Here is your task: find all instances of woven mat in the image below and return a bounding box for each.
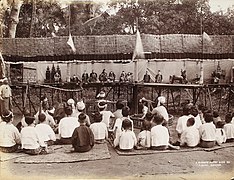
[0,152,28,162]
[14,143,111,164]
[115,143,234,156]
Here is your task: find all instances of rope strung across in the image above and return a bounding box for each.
[38,84,83,92]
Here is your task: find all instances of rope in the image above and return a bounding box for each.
[38,84,83,92]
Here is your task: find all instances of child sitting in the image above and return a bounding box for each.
[0,110,21,153]
[224,113,234,143]
[114,119,137,151]
[215,121,226,145]
[199,111,216,148]
[151,113,179,150]
[189,106,202,129]
[35,113,56,146]
[180,117,200,148]
[58,106,80,144]
[21,116,47,155]
[213,111,222,127]
[98,101,115,129]
[112,106,134,138]
[140,112,153,132]
[72,113,94,152]
[90,112,108,144]
[137,120,151,149]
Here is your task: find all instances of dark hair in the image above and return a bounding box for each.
[122,119,132,130]
[1,110,13,123]
[64,106,73,116]
[78,113,86,123]
[216,121,225,128]
[145,112,153,121]
[190,106,198,117]
[142,120,151,131]
[116,100,124,110]
[187,117,195,127]
[182,105,190,116]
[25,116,35,125]
[153,113,164,125]
[225,113,232,123]
[93,112,102,123]
[213,111,219,118]
[122,106,130,117]
[38,113,46,123]
[204,112,213,123]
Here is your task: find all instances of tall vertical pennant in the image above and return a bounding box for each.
[67,33,76,53]
[132,30,145,61]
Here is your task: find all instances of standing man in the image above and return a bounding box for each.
[0,78,12,114]
[143,71,151,83]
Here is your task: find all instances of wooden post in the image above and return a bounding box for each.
[133,85,138,114]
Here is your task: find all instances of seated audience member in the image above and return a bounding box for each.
[0,110,21,153]
[34,101,56,129]
[67,98,76,115]
[152,96,169,125]
[199,111,216,148]
[35,113,56,146]
[21,116,47,155]
[176,105,191,139]
[113,100,124,120]
[224,113,234,143]
[151,113,169,150]
[137,120,151,149]
[180,117,200,148]
[215,121,226,145]
[72,113,94,152]
[58,106,80,144]
[114,119,137,151]
[90,112,108,143]
[98,101,115,129]
[112,106,134,138]
[139,98,148,119]
[140,112,153,132]
[213,111,222,127]
[74,100,91,126]
[189,106,202,129]
[197,104,208,124]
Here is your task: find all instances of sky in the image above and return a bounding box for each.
[59,0,234,13]
[209,0,234,12]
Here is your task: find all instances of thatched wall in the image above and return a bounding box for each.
[1,34,234,57]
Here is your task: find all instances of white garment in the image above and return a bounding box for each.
[199,122,216,141]
[112,117,134,138]
[0,122,21,147]
[137,130,151,148]
[72,111,90,126]
[224,123,234,139]
[151,125,169,147]
[90,122,108,140]
[21,126,46,149]
[100,110,115,128]
[58,116,80,138]
[34,110,56,127]
[180,126,200,147]
[152,106,169,121]
[114,130,137,150]
[176,115,190,134]
[215,128,226,145]
[194,115,202,129]
[35,123,56,142]
[113,109,123,120]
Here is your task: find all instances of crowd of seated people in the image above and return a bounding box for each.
[0,95,234,155]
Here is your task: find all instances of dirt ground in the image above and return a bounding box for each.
[1,115,234,180]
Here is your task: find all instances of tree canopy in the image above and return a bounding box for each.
[1,0,234,37]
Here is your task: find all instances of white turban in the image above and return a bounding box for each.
[157,96,166,107]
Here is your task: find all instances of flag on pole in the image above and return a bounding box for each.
[67,33,76,53]
[132,30,145,61]
[203,32,213,45]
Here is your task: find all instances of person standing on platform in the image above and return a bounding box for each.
[143,71,151,83]
[82,70,89,83]
[155,70,163,83]
[89,70,97,83]
[0,78,12,114]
